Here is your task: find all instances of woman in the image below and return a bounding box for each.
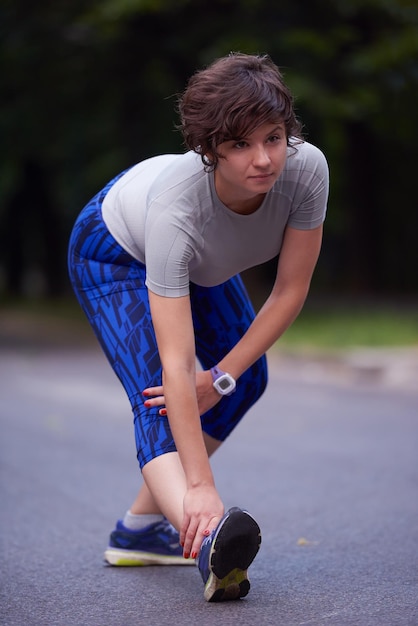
[68,52,329,602]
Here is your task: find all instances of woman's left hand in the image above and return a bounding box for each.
[143,370,221,416]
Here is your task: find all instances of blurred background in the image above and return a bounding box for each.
[1,0,417,352]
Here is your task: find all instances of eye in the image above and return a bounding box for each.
[233,140,248,149]
[267,134,281,144]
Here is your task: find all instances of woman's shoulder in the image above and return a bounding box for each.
[150,150,203,178]
[286,139,328,176]
[269,139,329,202]
[126,151,201,182]
[148,151,207,203]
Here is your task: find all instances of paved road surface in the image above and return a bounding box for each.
[1,346,417,625]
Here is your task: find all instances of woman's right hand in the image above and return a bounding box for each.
[180,484,224,560]
[143,369,222,417]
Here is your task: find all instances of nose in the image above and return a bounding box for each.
[252,144,270,167]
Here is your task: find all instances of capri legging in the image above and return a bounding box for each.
[68,171,268,470]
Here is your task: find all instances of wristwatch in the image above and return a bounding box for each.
[210,366,236,396]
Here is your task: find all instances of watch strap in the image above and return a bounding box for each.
[210,365,225,381]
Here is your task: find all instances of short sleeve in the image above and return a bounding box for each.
[287,143,329,230]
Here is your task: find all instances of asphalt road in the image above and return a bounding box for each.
[1,346,417,626]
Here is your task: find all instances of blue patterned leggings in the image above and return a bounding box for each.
[68,172,268,469]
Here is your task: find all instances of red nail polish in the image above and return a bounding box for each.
[160,409,167,416]
[142,390,149,396]
[184,552,190,559]
[191,551,197,559]
[144,400,151,407]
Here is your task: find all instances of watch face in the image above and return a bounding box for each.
[211,368,236,395]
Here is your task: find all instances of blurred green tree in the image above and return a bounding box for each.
[0,0,416,296]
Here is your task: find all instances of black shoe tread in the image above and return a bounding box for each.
[210,510,261,580]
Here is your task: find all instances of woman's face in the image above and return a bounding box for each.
[213,121,288,214]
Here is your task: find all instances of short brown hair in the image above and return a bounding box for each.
[177,52,302,167]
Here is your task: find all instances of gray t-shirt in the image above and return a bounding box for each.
[102,140,329,297]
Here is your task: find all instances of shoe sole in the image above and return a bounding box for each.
[203,509,261,602]
[104,548,195,566]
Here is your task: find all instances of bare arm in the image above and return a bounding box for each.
[147,290,224,555]
[218,224,323,378]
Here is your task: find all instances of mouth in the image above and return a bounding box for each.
[249,173,274,181]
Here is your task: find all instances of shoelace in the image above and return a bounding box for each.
[160,519,182,549]
[161,519,178,538]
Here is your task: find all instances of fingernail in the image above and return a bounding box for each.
[142,390,149,396]
[203,529,210,536]
[144,400,151,407]
[160,409,167,416]
[191,551,197,559]
[183,552,190,559]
